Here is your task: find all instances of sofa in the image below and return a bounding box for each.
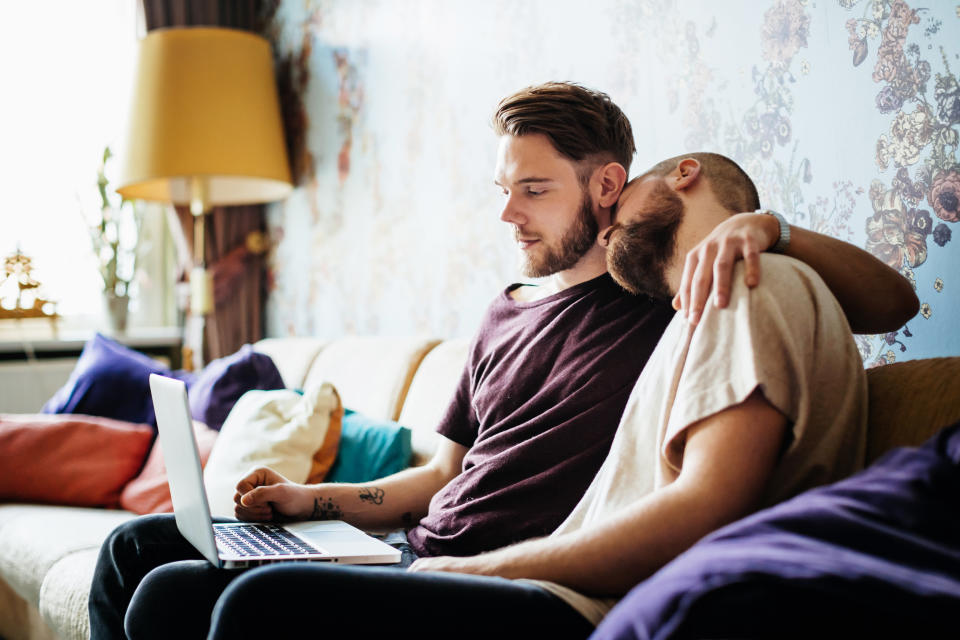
[0,335,468,640]
[1,335,958,640]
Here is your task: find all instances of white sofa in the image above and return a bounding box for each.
[0,335,470,640]
[2,335,959,640]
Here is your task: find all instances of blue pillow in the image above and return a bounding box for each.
[326,409,413,483]
[42,333,194,427]
[187,344,285,431]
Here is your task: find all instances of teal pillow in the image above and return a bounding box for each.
[326,409,413,483]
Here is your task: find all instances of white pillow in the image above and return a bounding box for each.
[203,383,340,518]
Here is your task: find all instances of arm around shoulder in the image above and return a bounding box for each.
[672,212,918,332]
[784,224,918,333]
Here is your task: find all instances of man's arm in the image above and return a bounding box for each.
[234,436,467,531]
[676,212,919,333]
[409,390,786,596]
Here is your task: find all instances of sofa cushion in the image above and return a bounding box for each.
[302,336,441,422]
[253,337,328,389]
[0,506,133,605]
[202,385,342,518]
[188,344,286,432]
[0,505,49,534]
[397,338,470,465]
[326,410,413,483]
[119,421,220,515]
[865,356,960,463]
[41,333,191,426]
[38,549,100,640]
[0,415,153,508]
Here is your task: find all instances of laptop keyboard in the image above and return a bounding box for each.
[215,524,322,558]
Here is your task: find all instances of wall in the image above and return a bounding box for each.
[262,0,960,364]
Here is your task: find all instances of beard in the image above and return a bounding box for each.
[607,180,684,299]
[518,190,599,278]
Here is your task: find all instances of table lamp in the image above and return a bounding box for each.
[115,27,292,366]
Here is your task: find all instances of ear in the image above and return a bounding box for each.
[670,158,701,192]
[594,162,629,208]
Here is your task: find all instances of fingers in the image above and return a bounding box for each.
[234,466,283,497]
[407,557,459,574]
[233,467,285,522]
[235,503,273,522]
[742,235,761,289]
[234,469,263,497]
[239,485,275,508]
[687,244,717,326]
[407,559,427,573]
[711,239,737,309]
[676,213,771,320]
[234,485,284,522]
[675,247,700,317]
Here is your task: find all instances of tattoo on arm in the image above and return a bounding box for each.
[311,497,343,520]
[358,487,385,505]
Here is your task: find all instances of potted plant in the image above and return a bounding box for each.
[86,146,142,333]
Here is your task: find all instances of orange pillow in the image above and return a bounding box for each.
[307,401,344,483]
[120,421,220,514]
[0,414,153,508]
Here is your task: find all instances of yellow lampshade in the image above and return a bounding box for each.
[116,27,292,205]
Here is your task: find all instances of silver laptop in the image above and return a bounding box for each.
[149,373,401,568]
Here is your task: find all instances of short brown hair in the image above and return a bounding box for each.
[641,152,760,213]
[493,82,636,177]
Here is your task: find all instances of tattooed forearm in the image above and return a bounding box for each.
[358,487,385,505]
[311,497,343,520]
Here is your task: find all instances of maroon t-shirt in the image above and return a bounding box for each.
[407,274,675,557]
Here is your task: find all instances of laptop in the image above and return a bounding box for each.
[149,373,401,568]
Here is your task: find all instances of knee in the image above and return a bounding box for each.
[100,514,174,563]
[211,567,277,619]
[123,564,182,639]
[106,514,175,546]
[209,566,303,639]
[125,560,225,639]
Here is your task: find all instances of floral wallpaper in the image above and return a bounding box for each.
[261,0,959,363]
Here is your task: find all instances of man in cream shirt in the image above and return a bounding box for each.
[411,152,872,628]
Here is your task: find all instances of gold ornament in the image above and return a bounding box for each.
[0,248,60,322]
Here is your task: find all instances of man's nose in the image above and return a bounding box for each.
[499,195,526,225]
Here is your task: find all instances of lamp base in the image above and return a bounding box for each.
[184,313,205,372]
[189,266,214,315]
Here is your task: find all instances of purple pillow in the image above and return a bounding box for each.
[188,344,284,431]
[591,420,960,640]
[42,333,195,427]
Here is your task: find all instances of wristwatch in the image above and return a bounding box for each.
[759,209,790,254]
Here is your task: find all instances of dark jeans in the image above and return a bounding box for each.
[90,514,595,640]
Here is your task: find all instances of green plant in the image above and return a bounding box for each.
[88,146,142,299]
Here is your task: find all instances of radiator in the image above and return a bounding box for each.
[0,359,76,413]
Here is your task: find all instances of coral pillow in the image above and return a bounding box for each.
[188,344,286,431]
[120,421,220,515]
[41,333,195,427]
[203,384,343,518]
[0,414,153,507]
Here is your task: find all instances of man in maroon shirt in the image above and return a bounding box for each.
[91,82,916,640]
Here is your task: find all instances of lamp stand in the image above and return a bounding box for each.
[184,177,212,372]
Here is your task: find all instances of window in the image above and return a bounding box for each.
[0,1,175,335]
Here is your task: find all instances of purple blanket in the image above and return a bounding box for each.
[591,420,960,639]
